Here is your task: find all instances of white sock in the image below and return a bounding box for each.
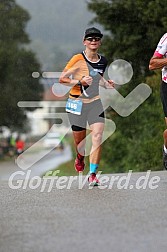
[164,145,167,154]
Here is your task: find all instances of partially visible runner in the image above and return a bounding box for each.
[59,27,114,186]
[149,33,167,169]
[15,137,25,156]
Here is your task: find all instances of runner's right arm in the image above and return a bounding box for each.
[59,54,92,86]
[149,33,167,70]
[149,57,167,70]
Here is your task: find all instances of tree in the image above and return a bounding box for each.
[0,0,43,130]
[87,0,167,172]
[88,0,167,78]
[101,71,164,172]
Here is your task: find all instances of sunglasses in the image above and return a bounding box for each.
[85,36,101,42]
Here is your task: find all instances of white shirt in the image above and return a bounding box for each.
[154,33,167,83]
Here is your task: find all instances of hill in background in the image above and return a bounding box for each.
[16,0,103,70]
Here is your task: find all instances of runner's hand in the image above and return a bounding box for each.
[105,79,115,89]
[81,76,93,86]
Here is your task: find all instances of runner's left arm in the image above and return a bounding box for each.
[99,77,115,89]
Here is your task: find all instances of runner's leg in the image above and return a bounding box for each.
[89,122,104,172]
[163,118,167,148]
[72,129,86,157]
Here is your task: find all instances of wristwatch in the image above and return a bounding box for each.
[77,80,82,87]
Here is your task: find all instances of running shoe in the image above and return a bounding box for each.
[163,147,167,170]
[88,173,100,186]
[74,155,85,172]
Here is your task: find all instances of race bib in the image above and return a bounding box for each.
[66,98,83,115]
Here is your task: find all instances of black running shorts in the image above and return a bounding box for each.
[160,81,167,117]
[68,99,105,131]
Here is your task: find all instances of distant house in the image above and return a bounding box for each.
[28,77,70,136]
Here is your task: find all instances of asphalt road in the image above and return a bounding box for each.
[0,170,167,252]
